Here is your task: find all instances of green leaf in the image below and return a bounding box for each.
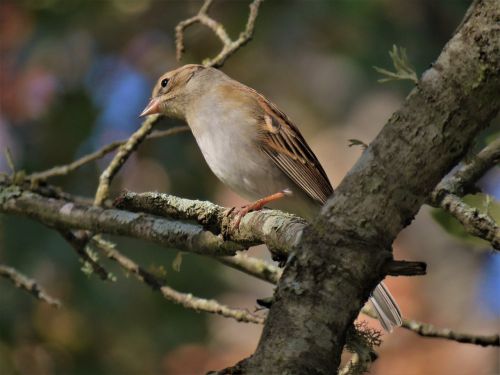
[374,45,418,84]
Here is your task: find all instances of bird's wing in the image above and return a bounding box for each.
[254,93,334,205]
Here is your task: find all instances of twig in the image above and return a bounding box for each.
[361,306,499,347]
[28,126,189,183]
[218,253,281,284]
[0,264,61,308]
[91,236,264,324]
[59,229,114,281]
[435,138,500,197]
[27,126,189,283]
[94,114,161,207]
[438,193,499,249]
[402,318,499,347]
[431,138,500,251]
[175,0,264,68]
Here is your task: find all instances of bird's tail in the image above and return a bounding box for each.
[369,281,402,332]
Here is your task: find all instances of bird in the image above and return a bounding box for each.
[140,64,402,331]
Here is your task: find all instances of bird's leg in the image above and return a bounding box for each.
[230,189,292,229]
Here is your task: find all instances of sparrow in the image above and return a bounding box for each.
[140,64,402,331]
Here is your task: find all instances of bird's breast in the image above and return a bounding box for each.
[187,109,288,201]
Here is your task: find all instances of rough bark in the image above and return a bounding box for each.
[0,187,241,256]
[238,1,500,373]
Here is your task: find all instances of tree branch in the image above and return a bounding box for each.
[0,186,242,257]
[58,229,114,281]
[0,264,61,308]
[91,236,264,324]
[94,114,161,206]
[114,191,305,259]
[175,0,264,68]
[115,191,427,277]
[27,126,189,183]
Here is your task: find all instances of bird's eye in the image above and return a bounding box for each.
[161,78,169,88]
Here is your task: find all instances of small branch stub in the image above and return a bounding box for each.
[385,260,427,276]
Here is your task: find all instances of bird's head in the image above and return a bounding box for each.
[140,64,207,119]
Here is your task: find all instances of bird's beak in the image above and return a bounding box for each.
[140,98,161,117]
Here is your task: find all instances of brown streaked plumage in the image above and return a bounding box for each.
[141,64,402,332]
[256,97,333,204]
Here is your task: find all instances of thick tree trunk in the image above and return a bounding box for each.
[240,0,500,373]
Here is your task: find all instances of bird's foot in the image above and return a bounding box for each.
[228,189,292,230]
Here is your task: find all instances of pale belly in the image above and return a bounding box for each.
[193,125,288,200]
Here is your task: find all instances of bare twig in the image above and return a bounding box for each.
[218,253,281,284]
[435,138,500,197]
[361,306,499,347]
[402,318,499,347]
[59,229,114,281]
[27,126,189,284]
[438,193,499,250]
[28,126,189,183]
[94,114,161,207]
[92,236,264,324]
[431,138,500,250]
[0,264,61,308]
[175,0,264,68]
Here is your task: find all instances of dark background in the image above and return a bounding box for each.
[0,1,498,374]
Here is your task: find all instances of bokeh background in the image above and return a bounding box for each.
[0,0,499,374]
